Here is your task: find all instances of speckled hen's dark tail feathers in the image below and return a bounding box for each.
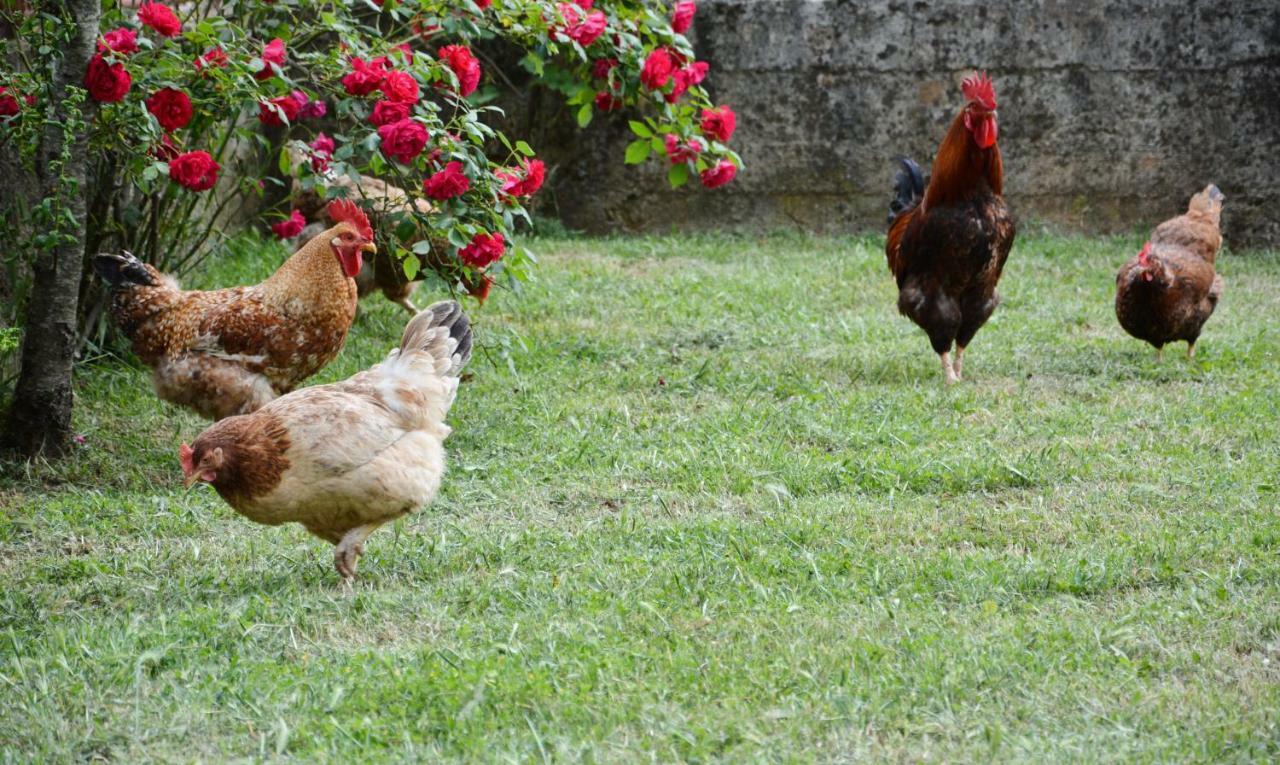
[888,157,924,225]
[93,251,156,289]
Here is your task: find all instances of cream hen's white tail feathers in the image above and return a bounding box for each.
[362,301,471,431]
[389,300,472,377]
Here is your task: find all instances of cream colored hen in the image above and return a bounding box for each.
[180,301,472,578]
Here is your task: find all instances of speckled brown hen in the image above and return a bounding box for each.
[94,201,375,420]
[1115,185,1225,359]
[180,301,472,578]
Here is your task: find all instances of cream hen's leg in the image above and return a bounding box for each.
[939,351,959,385]
[334,522,385,579]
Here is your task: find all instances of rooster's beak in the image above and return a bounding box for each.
[360,240,377,254]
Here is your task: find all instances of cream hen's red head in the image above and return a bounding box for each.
[326,200,376,278]
[962,72,999,150]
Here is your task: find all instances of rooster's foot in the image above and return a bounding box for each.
[940,351,959,385]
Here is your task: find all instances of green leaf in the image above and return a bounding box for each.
[411,239,434,255]
[668,162,689,189]
[624,139,652,165]
[515,141,535,157]
[628,120,652,138]
[401,252,420,281]
[576,103,593,128]
[278,148,291,176]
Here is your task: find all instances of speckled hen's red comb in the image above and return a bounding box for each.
[962,71,997,110]
[327,199,373,240]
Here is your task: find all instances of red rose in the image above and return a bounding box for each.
[464,273,493,303]
[99,28,139,55]
[369,100,410,127]
[169,150,220,192]
[591,57,618,80]
[672,1,696,34]
[392,43,415,63]
[309,132,335,172]
[0,88,22,117]
[666,61,708,103]
[594,91,622,111]
[573,0,593,7]
[195,47,227,72]
[437,45,481,97]
[342,56,388,96]
[380,71,420,104]
[663,133,702,163]
[150,134,180,162]
[496,158,545,197]
[699,160,736,189]
[457,232,505,269]
[271,209,306,239]
[146,88,193,132]
[256,38,286,80]
[138,3,181,38]
[557,3,606,46]
[423,161,471,200]
[258,95,300,127]
[376,118,428,164]
[640,48,675,90]
[700,105,735,142]
[83,54,132,103]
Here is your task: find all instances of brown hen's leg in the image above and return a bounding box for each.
[1156,347,1164,362]
[939,351,959,385]
[394,296,419,315]
[334,523,384,579]
[1187,342,1196,360]
[953,346,966,381]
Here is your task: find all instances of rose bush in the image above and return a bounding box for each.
[1,0,741,339]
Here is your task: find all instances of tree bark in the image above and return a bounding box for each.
[3,0,100,458]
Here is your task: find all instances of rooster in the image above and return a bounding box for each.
[886,72,1016,383]
[180,301,472,578]
[94,200,375,420]
[1115,185,1225,359]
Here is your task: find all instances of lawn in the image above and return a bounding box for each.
[2,230,1279,762]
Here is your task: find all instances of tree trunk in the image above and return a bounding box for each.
[3,0,100,458]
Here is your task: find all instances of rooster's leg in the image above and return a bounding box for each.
[953,346,966,381]
[334,522,384,579]
[939,351,959,385]
[1156,346,1164,362]
[1187,342,1196,360]
[394,296,419,315]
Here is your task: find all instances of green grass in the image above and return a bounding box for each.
[3,231,1279,762]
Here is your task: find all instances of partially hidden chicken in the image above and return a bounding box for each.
[293,167,447,315]
[94,201,375,420]
[1115,184,1225,359]
[180,301,471,578]
[886,72,1016,383]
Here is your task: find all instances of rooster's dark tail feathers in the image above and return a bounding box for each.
[888,157,924,225]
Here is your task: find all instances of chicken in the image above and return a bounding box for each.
[885,72,1016,383]
[293,167,447,315]
[1115,185,1225,359]
[94,200,375,420]
[180,301,472,578]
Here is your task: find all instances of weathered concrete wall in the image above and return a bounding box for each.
[536,0,1280,247]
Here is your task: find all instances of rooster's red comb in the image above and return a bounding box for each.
[962,71,997,110]
[1138,242,1152,266]
[327,199,374,240]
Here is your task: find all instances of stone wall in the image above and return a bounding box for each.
[533,0,1280,248]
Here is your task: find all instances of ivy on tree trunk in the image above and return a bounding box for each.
[3,0,100,458]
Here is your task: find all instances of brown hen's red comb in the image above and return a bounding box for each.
[962,71,997,110]
[1138,242,1152,267]
[327,199,374,240]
